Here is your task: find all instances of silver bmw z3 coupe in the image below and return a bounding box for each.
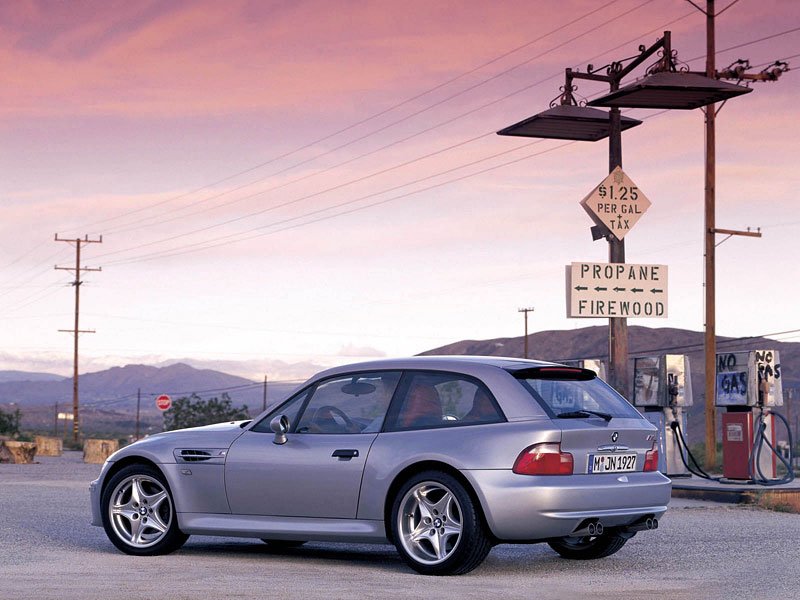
[90,356,671,575]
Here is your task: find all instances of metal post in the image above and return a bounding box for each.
[607,105,629,399]
[703,0,718,470]
[135,388,141,441]
[262,375,268,412]
[54,402,58,437]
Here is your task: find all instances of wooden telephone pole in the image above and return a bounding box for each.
[518,307,535,359]
[55,234,102,443]
[692,0,785,469]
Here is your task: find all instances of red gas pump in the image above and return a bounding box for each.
[717,350,783,481]
[722,410,776,480]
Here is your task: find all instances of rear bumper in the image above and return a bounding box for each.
[461,469,671,541]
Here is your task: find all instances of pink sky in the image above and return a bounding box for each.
[1,0,798,379]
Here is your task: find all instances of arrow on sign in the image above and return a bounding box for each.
[651,288,663,294]
[594,286,607,292]
[631,288,643,293]
[575,285,588,291]
[613,287,626,292]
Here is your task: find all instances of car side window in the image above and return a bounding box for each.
[386,372,504,431]
[293,371,401,434]
[249,388,310,433]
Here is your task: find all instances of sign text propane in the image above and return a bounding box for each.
[566,262,668,318]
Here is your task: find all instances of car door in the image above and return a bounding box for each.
[224,371,400,519]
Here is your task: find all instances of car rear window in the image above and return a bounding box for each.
[511,367,642,419]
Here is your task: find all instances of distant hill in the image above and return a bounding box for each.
[420,325,799,443]
[0,363,254,407]
[0,371,66,384]
[1,362,302,436]
[420,325,799,385]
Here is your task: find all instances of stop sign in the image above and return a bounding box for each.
[155,394,172,411]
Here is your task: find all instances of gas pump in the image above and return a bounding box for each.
[632,354,692,476]
[716,350,785,481]
[563,359,606,380]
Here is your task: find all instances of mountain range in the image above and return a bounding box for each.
[2,325,796,440]
[422,325,799,441]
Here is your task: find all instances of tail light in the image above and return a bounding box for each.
[643,443,659,472]
[513,443,573,475]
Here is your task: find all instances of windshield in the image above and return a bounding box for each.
[513,369,641,419]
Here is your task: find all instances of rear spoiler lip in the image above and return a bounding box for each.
[506,366,597,381]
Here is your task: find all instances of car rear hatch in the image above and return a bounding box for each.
[556,418,657,475]
[508,366,658,475]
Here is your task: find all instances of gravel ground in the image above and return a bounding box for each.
[2,452,798,600]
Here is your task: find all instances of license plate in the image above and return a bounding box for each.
[588,452,637,474]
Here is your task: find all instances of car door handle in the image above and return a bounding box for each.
[332,449,359,459]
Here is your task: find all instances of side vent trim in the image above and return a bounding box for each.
[173,448,227,464]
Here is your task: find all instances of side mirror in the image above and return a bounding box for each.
[270,414,290,445]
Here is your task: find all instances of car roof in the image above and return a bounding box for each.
[311,355,558,380]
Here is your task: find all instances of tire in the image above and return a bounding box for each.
[100,464,188,556]
[390,470,491,576]
[260,539,307,548]
[547,532,629,560]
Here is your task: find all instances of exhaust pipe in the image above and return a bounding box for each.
[621,516,659,534]
[570,519,604,538]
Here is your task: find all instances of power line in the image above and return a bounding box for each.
[96,0,657,243]
[94,9,701,268]
[555,327,800,362]
[102,107,673,267]
[104,139,560,266]
[83,381,305,410]
[75,0,627,234]
[684,25,800,63]
[54,10,795,272]
[94,130,496,259]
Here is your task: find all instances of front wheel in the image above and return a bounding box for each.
[100,464,188,556]
[390,471,491,576]
[547,532,629,560]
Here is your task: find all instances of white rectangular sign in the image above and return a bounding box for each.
[566,262,668,318]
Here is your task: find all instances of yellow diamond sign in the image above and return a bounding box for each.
[580,166,650,240]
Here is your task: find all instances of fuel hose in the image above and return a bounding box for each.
[670,413,795,486]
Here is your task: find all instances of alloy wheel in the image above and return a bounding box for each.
[108,474,173,549]
[397,481,463,565]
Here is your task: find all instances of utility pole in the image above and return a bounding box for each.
[262,375,269,412]
[690,0,787,470]
[702,0,718,470]
[53,402,58,437]
[518,307,535,359]
[607,101,627,399]
[55,234,102,444]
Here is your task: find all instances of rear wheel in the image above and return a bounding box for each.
[101,464,188,556]
[547,532,629,560]
[390,470,491,576]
